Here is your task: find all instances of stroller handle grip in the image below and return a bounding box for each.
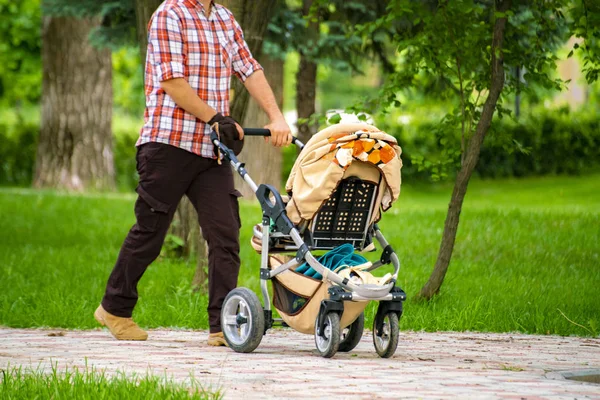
[243,128,271,136]
[243,128,304,149]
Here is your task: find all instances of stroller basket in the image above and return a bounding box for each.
[311,177,377,250]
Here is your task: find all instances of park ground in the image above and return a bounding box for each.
[1,174,599,398]
[1,329,599,399]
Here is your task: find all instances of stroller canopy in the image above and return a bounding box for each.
[285,123,402,225]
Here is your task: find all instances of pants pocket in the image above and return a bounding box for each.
[137,143,164,173]
[134,185,170,232]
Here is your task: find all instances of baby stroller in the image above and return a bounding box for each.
[212,123,406,359]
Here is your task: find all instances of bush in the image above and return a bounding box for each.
[2,108,598,189]
[480,108,600,177]
[0,119,38,186]
[381,108,600,181]
[0,112,141,191]
[113,127,139,191]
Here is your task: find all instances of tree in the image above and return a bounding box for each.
[295,0,319,145]
[267,0,392,145]
[417,0,512,299]
[328,0,600,300]
[235,55,284,198]
[34,15,114,190]
[220,0,279,198]
[134,0,162,64]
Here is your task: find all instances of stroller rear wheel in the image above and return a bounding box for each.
[338,312,364,352]
[373,312,399,358]
[314,312,340,358]
[221,287,265,353]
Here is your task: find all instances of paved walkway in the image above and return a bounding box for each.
[1,328,599,399]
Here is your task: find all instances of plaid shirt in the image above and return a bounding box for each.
[137,0,262,158]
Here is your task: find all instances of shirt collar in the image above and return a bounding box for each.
[185,0,215,16]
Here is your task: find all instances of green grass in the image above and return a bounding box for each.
[0,365,220,399]
[0,174,599,336]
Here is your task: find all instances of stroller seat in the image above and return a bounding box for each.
[251,174,379,253]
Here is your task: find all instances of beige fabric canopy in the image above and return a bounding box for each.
[285,123,402,225]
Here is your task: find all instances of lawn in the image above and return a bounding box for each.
[0,365,220,399]
[0,174,598,336]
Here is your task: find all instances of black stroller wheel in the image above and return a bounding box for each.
[338,313,364,352]
[314,312,340,358]
[221,288,265,353]
[373,312,399,358]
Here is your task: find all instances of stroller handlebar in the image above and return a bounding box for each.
[243,128,271,136]
[243,128,304,149]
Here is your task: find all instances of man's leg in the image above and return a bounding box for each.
[99,143,197,338]
[186,161,242,336]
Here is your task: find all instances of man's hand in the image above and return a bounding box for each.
[265,118,292,147]
[208,113,245,155]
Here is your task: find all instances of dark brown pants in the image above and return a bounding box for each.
[102,142,241,333]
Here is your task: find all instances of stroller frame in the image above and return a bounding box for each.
[213,128,406,358]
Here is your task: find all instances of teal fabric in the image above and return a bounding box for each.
[296,243,367,280]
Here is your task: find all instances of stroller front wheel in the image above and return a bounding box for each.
[314,312,341,358]
[373,311,399,358]
[221,287,265,353]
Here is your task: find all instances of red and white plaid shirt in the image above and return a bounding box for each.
[137,0,262,158]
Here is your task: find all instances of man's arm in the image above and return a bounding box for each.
[244,70,292,147]
[161,78,244,138]
[161,78,216,123]
[228,15,291,147]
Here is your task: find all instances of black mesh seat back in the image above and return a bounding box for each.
[310,177,377,250]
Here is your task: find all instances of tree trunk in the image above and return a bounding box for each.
[134,0,164,64]
[35,16,114,191]
[416,0,511,301]
[234,56,284,198]
[221,0,277,123]
[296,0,319,146]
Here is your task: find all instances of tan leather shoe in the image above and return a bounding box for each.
[207,332,228,347]
[94,305,148,341]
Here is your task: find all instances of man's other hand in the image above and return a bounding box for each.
[265,118,292,147]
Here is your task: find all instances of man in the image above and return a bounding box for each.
[94,0,291,346]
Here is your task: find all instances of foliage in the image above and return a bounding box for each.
[265,0,389,72]
[42,0,136,49]
[0,115,39,186]
[480,107,600,177]
[568,0,600,83]
[318,1,600,179]
[2,106,599,189]
[113,47,145,115]
[1,175,599,336]
[112,122,139,191]
[0,110,140,190]
[0,365,221,399]
[378,107,600,181]
[0,0,42,105]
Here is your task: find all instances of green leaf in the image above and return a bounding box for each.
[328,113,342,124]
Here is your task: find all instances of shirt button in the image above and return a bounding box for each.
[150,208,155,212]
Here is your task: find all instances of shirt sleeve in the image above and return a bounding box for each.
[148,10,186,82]
[231,19,263,82]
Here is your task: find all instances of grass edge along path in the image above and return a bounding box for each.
[0,363,221,400]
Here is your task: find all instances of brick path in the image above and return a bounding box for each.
[1,328,599,399]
